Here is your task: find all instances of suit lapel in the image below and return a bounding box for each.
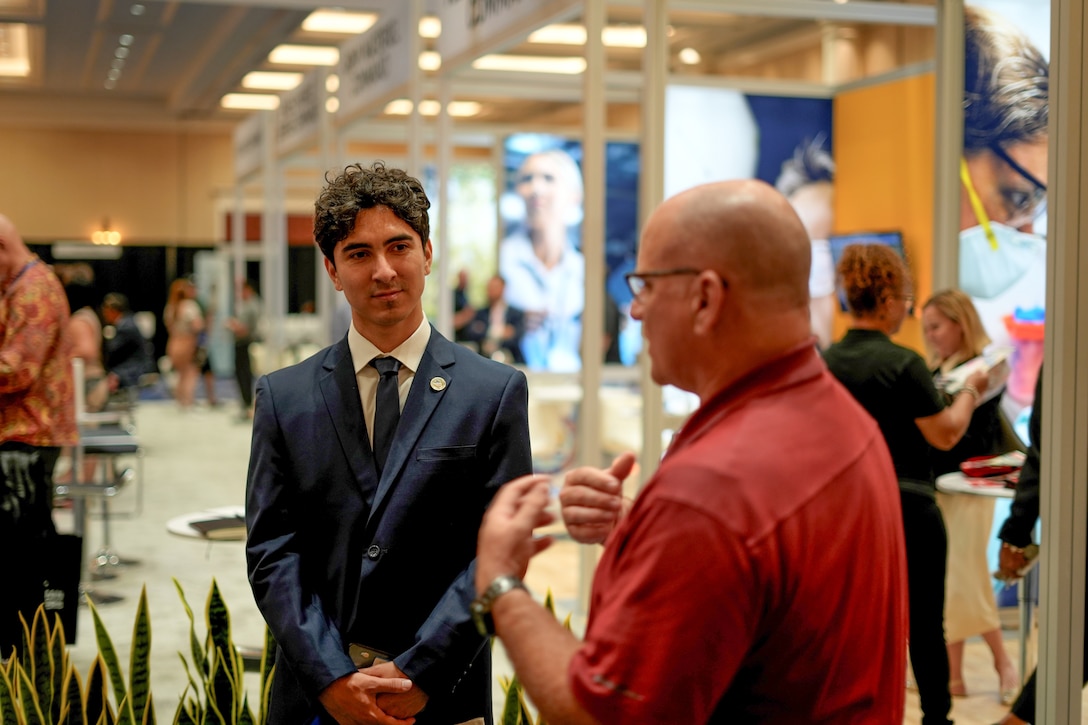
[319,340,379,499]
[366,329,454,526]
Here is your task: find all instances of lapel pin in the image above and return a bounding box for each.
[430,377,447,391]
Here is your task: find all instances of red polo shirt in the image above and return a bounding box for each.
[569,343,907,724]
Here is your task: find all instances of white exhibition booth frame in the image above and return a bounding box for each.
[229,1,1088,720]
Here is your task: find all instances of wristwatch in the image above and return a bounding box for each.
[471,575,527,637]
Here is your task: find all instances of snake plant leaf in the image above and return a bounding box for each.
[62,665,84,725]
[17,665,45,725]
[515,688,534,725]
[171,698,198,725]
[88,601,128,712]
[258,665,274,725]
[205,582,236,720]
[140,693,154,725]
[115,696,133,725]
[237,694,254,725]
[171,580,207,679]
[50,614,68,724]
[128,589,151,724]
[200,673,227,725]
[0,659,21,725]
[256,629,275,725]
[85,658,108,725]
[500,674,522,725]
[543,590,555,615]
[28,606,53,720]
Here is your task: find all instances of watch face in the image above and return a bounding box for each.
[1025,543,1040,559]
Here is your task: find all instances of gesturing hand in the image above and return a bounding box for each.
[318,671,416,725]
[560,452,636,544]
[476,474,555,594]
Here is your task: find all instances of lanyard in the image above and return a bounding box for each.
[1,257,37,301]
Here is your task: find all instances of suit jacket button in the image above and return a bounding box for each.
[366,545,382,561]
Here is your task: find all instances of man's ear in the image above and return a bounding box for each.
[324,256,343,291]
[423,240,433,275]
[692,271,726,335]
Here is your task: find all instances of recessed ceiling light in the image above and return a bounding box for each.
[325,74,339,93]
[221,93,280,111]
[242,71,303,91]
[448,101,482,117]
[678,47,701,65]
[107,68,121,80]
[381,99,480,117]
[115,46,129,59]
[384,98,414,115]
[111,58,125,70]
[130,4,145,16]
[104,79,117,89]
[119,34,134,47]
[528,23,646,48]
[419,16,441,39]
[268,44,339,66]
[603,26,646,48]
[0,23,30,77]
[472,54,586,74]
[325,97,339,114]
[418,51,441,72]
[302,10,377,35]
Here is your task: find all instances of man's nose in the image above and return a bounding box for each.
[372,253,396,281]
[630,297,644,321]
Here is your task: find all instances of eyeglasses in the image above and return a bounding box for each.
[624,267,701,298]
[989,143,1047,227]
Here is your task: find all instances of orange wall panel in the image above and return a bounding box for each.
[833,71,936,353]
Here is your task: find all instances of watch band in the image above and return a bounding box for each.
[470,575,527,637]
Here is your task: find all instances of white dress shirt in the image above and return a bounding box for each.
[346,316,431,448]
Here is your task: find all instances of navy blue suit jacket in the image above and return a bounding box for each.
[246,327,532,724]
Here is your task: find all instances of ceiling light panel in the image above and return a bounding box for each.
[243,71,303,90]
[268,44,339,66]
[302,10,377,35]
[472,54,586,74]
[221,93,280,110]
[528,23,647,48]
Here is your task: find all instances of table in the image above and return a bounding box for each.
[166,505,246,541]
[936,471,1035,686]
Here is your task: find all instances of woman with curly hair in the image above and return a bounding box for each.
[823,244,990,725]
[163,277,203,409]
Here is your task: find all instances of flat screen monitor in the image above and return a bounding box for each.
[828,231,905,312]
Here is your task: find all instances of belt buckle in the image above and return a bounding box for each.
[348,643,392,669]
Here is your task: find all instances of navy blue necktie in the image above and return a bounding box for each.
[369,357,402,474]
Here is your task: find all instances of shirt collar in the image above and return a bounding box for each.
[347,315,431,375]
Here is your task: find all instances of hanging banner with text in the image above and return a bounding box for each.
[233,111,266,180]
[437,0,579,73]
[336,2,413,122]
[276,68,325,157]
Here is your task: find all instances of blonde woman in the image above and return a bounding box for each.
[163,277,203,409]
[923,288,1018,704]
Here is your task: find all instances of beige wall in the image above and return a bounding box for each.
[0,127,233,245]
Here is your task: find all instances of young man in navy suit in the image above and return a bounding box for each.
[246,162,532,725]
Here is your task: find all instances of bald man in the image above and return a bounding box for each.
[1,213,77,656]
[473,181,908,724]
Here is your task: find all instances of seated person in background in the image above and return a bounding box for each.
[461,274,525,364]
[101,293,153,396]
[922,289,1018,703]
[452,268,475,342]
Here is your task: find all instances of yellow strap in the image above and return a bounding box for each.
[960,158,999,250]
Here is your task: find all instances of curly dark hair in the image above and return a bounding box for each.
[837,243,910,316]
[964,6,1049,152]
[313,161,431,261]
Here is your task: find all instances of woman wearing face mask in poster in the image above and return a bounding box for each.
[959,6,1048,366]
[498,148,585,372]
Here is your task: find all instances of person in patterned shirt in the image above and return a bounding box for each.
[0,212,77,658]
